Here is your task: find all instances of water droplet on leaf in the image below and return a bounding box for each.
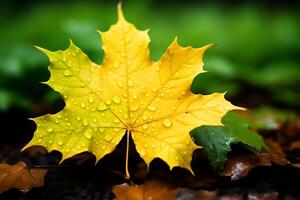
[84,130,93,139]
[142,124,149,130]
[104,135,112,141]
[162,119,172,128]
[113,118,120,124]
[97,102,108,111]
[112,96,121,104]
[83,119,89,126]
[130,105,139,112]
[64,69,73,77]
[147,105,157,111]
[88,97,94,103]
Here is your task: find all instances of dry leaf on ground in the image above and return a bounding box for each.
[113,175,180,200]
[220,137,291,180]
[0,161,47,192]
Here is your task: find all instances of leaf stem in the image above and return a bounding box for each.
[125,131,130,180]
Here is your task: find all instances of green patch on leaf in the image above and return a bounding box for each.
[190,112,267,171]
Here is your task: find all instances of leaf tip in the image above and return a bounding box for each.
[223,92,247,112]
[34,46,52,55]
[199,43,214,53]
[117,2,126,21]
[69,39,74,46]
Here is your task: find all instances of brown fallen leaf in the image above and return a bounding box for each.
[284,118,300,141]
[0,161,47,192]
[113,175,180,200]
[218,194,243,200]
[177,188,217,200]
[221,138,290,180]
[221,152,272,180]
[264,139,290,165]
[247,192,279,200]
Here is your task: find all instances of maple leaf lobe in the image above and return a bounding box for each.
[24,4,243,172]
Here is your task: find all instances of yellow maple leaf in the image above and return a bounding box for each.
[23,4,243,177]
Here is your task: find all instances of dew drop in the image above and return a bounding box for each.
[99,128,105,133]
[48,140,53,144]
[147,105,157,112]
[113,118,120,124]
[113,128,121,132]
[58,140,64,145]
[112,96,121,104]
[88,97,95,103]
[67,61,72,67]
[113,64,119,69]
[139,150,146,157]
[84,130,93,139]
[83,119,89,126]
[123,114,129,119]
[97,102,109,111]
[151,144,156,149]
[104,135,112,141]
[130,105,139,112]
[105,99,112,105]
[162,119,172,128]
[144,144,149,148]
[152,88,157,92]
[76,117,81,121]
[47,127,53,132]
[142,124,149,130]
[63,69,73,77]
[142,115,148,121]
[132,94,138,99]
[80,103,86,108]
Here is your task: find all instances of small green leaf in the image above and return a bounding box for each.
[190,112,267,171]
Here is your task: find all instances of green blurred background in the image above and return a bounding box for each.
[0,0,299,113]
